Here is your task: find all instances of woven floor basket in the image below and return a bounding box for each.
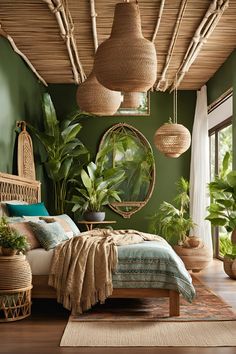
[0,255,32,322]
[223,257,236,280]
[154,123,191,158]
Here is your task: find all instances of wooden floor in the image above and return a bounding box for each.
[0,259,236,354]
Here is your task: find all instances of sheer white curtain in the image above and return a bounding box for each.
[189,85,213,254]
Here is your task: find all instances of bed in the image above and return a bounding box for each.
[0,172,196,317]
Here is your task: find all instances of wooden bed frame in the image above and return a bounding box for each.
[0,172,180,317]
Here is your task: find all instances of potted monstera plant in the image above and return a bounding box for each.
[71,161,125,221]
[149,177,212,272]
[206,152,236,279]
[0,217,29,256]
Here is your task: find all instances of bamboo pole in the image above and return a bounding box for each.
[171,0,229,90]
[90,0,98,52]
[0,24,47,86]
[151,0,165,43]
[42,0,86,83]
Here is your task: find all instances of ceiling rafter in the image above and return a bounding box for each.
[42,0,86,83]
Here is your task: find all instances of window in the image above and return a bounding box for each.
[208,91,233,259]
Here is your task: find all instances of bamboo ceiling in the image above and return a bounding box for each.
[0,0,235,90]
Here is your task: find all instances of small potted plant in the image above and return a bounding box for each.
[0,217,29,256]
[71,161,125,221]
[206,152,236,279]
[148,177,212,272]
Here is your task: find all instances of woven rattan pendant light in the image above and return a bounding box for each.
[154,79,191,158]
[76,71,122,116]
[94,1,157,92]
[76,0,122,116]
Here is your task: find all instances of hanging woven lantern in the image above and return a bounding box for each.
[120,92,142,109]
[154,122,191,158]
[76,71,122,116]
[94,2,157,92]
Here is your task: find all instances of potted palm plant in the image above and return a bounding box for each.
[0,217,29,256]
[71,161,125,221]
[206,152,236,279]
[149,177,212,272]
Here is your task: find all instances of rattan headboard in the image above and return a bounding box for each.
[0,173,41,204]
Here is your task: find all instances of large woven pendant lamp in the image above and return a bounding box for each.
[94,1,157,92]
[154,80,191,158]
[76,71,122,116]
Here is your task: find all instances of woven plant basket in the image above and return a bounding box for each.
[120,92,142,109]
[94,2,157,92]
[76,71,122,116]
[0,255,32,322]
[0,255,32,290]
[223,257,236,280]
[173,245,212,273]
[154,123,191,158]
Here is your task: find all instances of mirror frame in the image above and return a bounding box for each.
[97,123,155,218]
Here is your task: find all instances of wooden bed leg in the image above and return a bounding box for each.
[169,290,180,317]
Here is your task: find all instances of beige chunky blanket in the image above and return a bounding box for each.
[48,229,162,314]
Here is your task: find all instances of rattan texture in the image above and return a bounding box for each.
[0,255,32,290]
[94,3,157,92]
[0,287,32,322]
[0,173,41,204]
[154,123,191,158]
[76,71,122,115]
[120,92,142,109]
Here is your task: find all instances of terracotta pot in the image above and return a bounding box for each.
[186,236,202,248]
[223,256,236,280]
[173,244,212,273]
[1,248,17,256]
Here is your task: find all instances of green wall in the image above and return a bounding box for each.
[0,37,45,174]
[207,49,236,167]
[49,84,196,231]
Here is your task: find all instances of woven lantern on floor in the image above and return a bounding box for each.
[120,92,142,109]
[76,71,122,116]
[94,2,157,92]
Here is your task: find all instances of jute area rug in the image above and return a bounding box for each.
[60,278,236,347]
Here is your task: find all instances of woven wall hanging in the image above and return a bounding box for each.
[17,121,36,180]
[94,1,157,92]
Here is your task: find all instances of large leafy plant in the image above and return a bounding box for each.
[148,177,194,245]
[71,161,125,214]
[28,93,89,214]
[206,152,236,254]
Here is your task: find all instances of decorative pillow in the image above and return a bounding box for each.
[40,216,74,239]
[6,202,49,217]
[0,200,28,217]
[40,214,80,236]
[10,222,40,250]
[28,221,69,250]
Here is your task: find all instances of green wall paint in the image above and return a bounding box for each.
[207,49,236,168]
[0,37,46,197]
[48,84,196,231]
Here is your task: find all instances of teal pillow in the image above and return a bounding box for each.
[6,202,49,217]
[28,221,68,250]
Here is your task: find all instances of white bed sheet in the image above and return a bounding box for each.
[26,248,53,275]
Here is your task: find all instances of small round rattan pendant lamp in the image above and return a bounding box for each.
[154,80,191,158]
[94,1,157,92]
[76,71,122,116]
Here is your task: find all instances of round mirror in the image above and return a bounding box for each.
[96,123,155,218]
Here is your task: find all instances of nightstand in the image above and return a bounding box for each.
[78,220,117,231]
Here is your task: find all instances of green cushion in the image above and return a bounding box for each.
[28,221,68,250]
[6,202,49,217]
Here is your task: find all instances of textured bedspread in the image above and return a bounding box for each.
[113,240,195,302]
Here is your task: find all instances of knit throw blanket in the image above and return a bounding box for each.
[48,229,162,314]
